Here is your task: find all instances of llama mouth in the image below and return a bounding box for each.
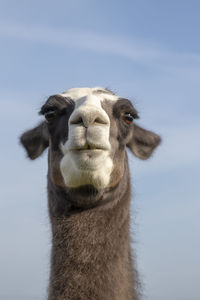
[73,148,106,154]
[71,144,108,151]
[77,147,103,151]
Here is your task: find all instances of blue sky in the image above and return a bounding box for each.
[0,1,200,299]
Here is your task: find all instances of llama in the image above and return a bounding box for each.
[20,87,161,300]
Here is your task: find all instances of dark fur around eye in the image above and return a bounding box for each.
[40,106,58,115]
[44,110,58,122]
[113,98,139,120]
[39,95,74,116]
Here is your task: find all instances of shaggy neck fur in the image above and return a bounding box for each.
[47,156,139,300]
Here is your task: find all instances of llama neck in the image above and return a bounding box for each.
[47,170,139,300]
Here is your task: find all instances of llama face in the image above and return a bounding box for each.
[21,87,161,191]
[41,87,135,189]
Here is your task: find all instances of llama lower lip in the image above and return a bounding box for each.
[71,149,107,160]
[77,149,104,152]
[73,149,106,156]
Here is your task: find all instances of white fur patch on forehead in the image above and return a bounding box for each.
[60,87,119,102]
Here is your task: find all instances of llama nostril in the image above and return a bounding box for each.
[70,116,83,125]
[93,117,108,125]
[70,116,89,128]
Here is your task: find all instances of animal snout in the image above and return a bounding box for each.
[70,106,109,128]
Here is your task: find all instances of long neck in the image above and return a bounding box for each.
[47,165,139,300]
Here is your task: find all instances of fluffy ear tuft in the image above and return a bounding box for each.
[127,124,161,160]
[20,122,49,160]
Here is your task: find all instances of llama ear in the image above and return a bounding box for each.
[20,122,49,160]
[127,124,161,160]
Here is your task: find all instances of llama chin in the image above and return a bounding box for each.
[60,149,113,188]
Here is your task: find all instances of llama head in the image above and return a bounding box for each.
[21,87,160,198]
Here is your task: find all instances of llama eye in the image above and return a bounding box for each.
[123,113,134,125]
[45,110,57,122]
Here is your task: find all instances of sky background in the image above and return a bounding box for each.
[0,0,200,299]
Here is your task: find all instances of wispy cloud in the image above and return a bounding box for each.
[0,21,164,62]
[1,21,200,77]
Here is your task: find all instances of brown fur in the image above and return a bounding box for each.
[47,157,138,300]
[20,90,161,300]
